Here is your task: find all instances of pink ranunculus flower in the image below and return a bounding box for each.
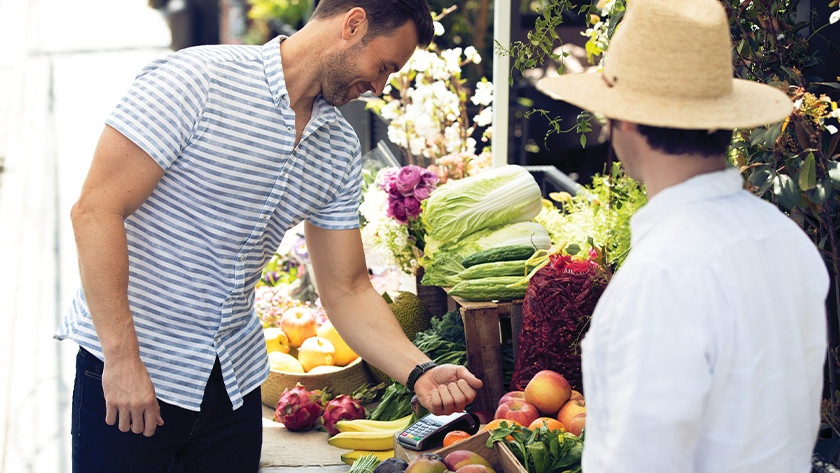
[389,199,407,223]
[378,169,398,192]
[420,169,439,187]
[396,166,423,194]
[403,196,421,217]
[413,185,431,200]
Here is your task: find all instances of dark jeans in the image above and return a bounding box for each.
[72,347,262,473]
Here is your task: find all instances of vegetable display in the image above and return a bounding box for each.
[422,222,550,287]
[422,164,543,244]
[458,259,530,280]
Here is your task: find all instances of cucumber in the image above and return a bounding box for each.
[462,245,537,268]
[458,260,529,280]
[448,277,527,301]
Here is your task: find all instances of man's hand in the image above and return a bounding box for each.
[413,365,483,415]
[102,357,164,437]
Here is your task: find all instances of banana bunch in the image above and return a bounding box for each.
[328,414,414,465]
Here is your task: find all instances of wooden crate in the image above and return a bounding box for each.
[447,294,524,414]
[394,429,527,473]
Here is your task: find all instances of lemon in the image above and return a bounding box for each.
[268,351,304,373]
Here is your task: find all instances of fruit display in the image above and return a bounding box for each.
[494,369,585,438]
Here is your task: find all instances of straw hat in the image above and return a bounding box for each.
[536,0,792,130]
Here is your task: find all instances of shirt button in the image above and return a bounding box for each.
[287,126,292,131]
[260,214,268,220]
[239,256,245,262]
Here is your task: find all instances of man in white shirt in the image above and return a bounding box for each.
[537,0,828,471]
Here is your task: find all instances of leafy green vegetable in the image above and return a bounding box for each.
[423,222,551,287]
[487,422,583,473]
[422,165,543,244]
[534,163,646,271]
[369,383,414,421]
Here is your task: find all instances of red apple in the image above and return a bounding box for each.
[524,370,572,416]
[498,390,526,406]
[494,400,539,427]
[557,398,586,436]
[279,307,318,348]
[570,390,584,402]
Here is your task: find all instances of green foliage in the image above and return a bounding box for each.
[494,0,578,85]
[487,421,584,473]
[534,162,647,272]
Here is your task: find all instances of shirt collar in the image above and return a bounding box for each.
[261,36,337,124]
[630,167,744,246]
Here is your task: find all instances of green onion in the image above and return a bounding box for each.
[347,453,381,472]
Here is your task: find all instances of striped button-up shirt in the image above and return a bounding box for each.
[55,36,362,411]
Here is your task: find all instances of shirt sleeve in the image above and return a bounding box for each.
[306,137,362,230]
[592,262,714,472]
[105,51,211,171]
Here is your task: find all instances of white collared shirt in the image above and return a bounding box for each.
[581,168,828,472]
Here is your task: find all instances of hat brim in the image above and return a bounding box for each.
[536,73,792,130]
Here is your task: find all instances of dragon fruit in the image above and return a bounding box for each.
[321,394,366,435]
[274,383,325,431]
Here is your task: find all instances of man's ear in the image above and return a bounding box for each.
[341,7,368,41]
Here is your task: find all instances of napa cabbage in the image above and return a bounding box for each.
[422,165,543,244]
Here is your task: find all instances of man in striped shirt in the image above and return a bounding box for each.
[56,0,483,471]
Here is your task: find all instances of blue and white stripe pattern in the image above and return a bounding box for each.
[55,36,362,411]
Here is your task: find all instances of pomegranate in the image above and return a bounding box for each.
[321,394,366,435]
[274,383,324,431]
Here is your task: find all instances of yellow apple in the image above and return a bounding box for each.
[263,327,290,354]
[316,321,359,366]
[524,370,572,416]
[279,307,318,348]
[297,336,335,372]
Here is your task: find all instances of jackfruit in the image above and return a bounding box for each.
[364,291,434,384]
[388,291,434,342]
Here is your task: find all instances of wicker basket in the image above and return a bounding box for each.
[260,357,373,408]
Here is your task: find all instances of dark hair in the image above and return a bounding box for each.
[636,124,734,157]
[311,0,434,47]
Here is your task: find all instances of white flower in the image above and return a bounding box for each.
[434,21,445,36]
[409,136,427,156]
[409,49,432,73]
[440,48,463,76]
[794,98,803,109]
[464,46,481,64]
[831,106,840,120]
[831,9,840,25]
[827,124,838,135]
[471,80,494,106]
[379,100,402,121]
[474,106,493,127]
[465,137,477,155]
[444,125,461,152]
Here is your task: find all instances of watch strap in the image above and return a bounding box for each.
[406,361,437,392]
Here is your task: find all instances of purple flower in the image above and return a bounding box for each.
[413,185,431,200]
[403,196,421,217]
[388,199,407,223]
[396,166,423,194]
[420,169,439,187]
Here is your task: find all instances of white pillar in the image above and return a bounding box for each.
[491,0,511,168]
